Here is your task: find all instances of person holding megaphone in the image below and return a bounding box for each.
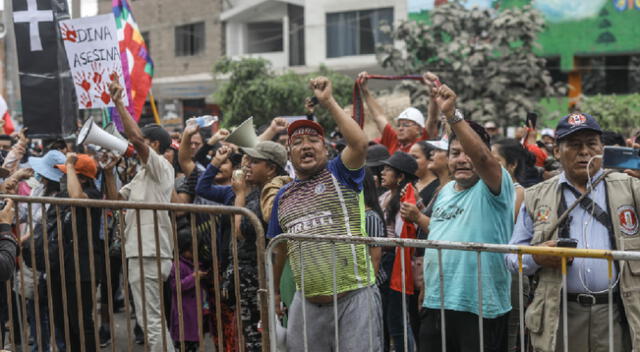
[103,77,176,352]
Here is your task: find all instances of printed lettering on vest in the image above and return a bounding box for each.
[618,205,639,236]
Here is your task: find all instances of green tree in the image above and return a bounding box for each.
[377,1,565,126]
[578,94,640,135]
[212,57,353,129]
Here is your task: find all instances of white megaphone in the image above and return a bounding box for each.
[77,119,135,157]
[226,116,258,148]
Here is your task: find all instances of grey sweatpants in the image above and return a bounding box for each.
[286,285,383,352]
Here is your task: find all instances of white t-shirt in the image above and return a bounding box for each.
[120,148,174,259]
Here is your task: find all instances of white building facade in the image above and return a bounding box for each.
[222,0,407,74]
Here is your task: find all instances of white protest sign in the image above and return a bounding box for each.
[59,14,128,109]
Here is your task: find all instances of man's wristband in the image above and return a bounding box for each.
[447,109,464,125]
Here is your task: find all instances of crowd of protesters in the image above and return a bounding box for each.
[0,71,637,352]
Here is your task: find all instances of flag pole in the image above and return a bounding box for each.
[148,90,161,125]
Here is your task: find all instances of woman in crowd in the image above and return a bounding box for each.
[491,137,532,351]
[409,141,439,210]
[491,138,531,220]
[378,151,419,352]
[169,230,207,352]
[363,168,385,278]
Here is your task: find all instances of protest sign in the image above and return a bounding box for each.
[59,14,129,109]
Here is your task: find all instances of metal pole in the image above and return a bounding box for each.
[71,0,82,18]
[562,257,568,352]
[477,251,483,352]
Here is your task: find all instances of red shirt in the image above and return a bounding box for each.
[525,144,548,168]
[381,123,427,154]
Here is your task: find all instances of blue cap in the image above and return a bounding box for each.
[555,113,602,141]
[28,150,66,182]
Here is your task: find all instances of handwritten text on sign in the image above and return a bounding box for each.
[59,14,128,110]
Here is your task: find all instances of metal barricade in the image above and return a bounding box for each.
[0,195,270,352]
[265,234,640,352]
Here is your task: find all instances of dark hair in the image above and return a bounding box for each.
[141,124,171,154]
[363,168,386,229]
[272,130,288,142]
[385,167,413,224]
[415,140,434,159]
[177,229,194,254]
[448,120,491,152]
[43,179,60,196]
[198,127,212,142]
[601,130,625,147]
[44,139,66,153]
[229,152,243,168]
[493,138,531,183]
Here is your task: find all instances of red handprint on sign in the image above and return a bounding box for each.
[79,92,93,109]
[74,72,91,92]
[60,24,78,43]
[109,64,123,83]
[91,62,105,85]
[95,84,112,105]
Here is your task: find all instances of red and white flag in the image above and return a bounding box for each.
[0,96,14,135]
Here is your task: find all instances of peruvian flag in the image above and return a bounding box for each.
[0,96,15,135]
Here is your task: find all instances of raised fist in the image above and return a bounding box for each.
[309,76,333,105]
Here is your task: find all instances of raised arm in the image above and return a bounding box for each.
[3,129,28,173]
[311,76,368,169]
[422,72,441,139]
[109,79,149,164]
[357,71,388,134]
[194,146,235,204]
[178,124,201,177]
[64,153,88,199]
[258,118,288,142]
[436,85,503,194]
[102,155,122,201]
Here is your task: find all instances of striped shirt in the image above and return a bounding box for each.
[267,157,375,296]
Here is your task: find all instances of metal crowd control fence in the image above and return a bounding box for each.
[0,195,269,352]
[265,234,640,352]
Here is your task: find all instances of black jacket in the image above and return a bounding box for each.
[0,223,17,281]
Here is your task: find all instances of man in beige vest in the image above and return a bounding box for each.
[505,113,640,352]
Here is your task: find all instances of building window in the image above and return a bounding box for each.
[326,8,393,58]
[246,21,283,53]
[175,22,205,57]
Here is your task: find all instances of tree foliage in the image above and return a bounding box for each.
[578,94,640,135]
[377,1,565,126]
[212,57,353,129]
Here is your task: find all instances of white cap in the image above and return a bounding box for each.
[395,107,425,128]
[426,139,449,151]
[541,128,555,138]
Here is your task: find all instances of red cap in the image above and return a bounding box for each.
[287,120,325,140]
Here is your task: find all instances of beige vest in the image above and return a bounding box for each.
[523,172,640,352]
